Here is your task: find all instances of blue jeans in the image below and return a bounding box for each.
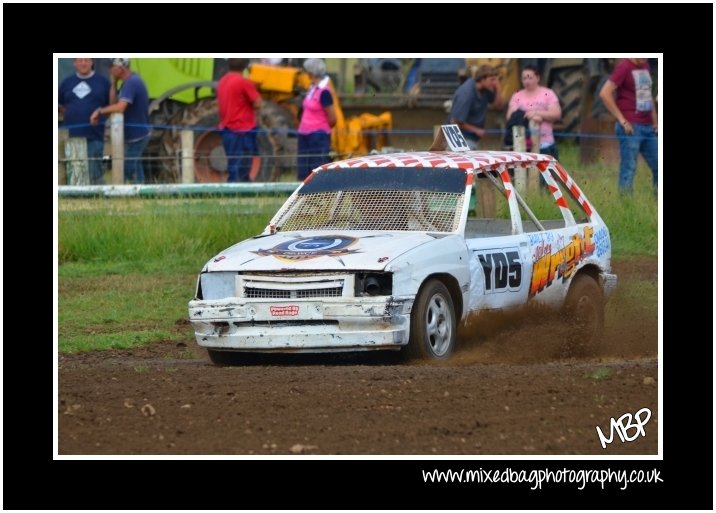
[615,122,658,193]
[297,131,331,180]
[222,128,258,182]
[87,139,105,184]
[124,136,149,184]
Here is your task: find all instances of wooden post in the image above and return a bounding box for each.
[528,119,541,192]
[512,126,526,194]
[65,137,90,185]
[110,112,124,184]
[477,178,496,218]
[528,119,541,152]
[58,129,69,185]
[180,129,195,183]
[512,125,526,152]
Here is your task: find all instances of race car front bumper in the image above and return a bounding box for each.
[188,296,413,353]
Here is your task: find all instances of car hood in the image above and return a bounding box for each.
[204,230,438,272]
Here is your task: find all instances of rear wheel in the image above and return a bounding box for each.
[405,279,456,360]
[562,274,604,355]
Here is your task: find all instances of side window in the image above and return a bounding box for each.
[516,164,591,232]
[509,165,566,233]
[465,172,513,238]
[545,164,591,224]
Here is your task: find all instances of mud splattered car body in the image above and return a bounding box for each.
[189,138,616,362]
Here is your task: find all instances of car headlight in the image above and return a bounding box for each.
[355,272,392,297]
[199,272,238,300]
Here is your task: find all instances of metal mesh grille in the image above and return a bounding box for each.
[244,286,343,299]
[244,288,290,299]
[240,275,346,299]
[275,190,463,232]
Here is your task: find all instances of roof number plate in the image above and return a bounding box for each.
[441,124,470,152]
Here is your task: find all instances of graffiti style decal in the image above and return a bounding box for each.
[474,248,522,293]
[253,236,360,262]
[529,226,596,297]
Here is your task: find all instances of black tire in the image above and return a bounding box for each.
[590,75,610,118]
[405,279,456,360]
[258,100,297,180]
[549,66,589,137]
[145,99,186,183]
[562,274,604,355]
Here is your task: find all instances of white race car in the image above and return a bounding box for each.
[189,126,616,363]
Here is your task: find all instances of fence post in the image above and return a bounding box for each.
[512,126,526,194]
[477,178,496,219]
[58,129,69,185]
[528,119,541,192]
[110,112,124,184]
[180,129,195,183]
[65,137,90,185]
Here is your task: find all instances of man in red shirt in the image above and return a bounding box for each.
[600,58,658,194]
[217,59,262,182]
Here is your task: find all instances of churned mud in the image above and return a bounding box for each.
[58,257,658,455]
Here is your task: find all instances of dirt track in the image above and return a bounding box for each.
[58,258,658,455]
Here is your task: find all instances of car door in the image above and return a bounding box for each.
[465,232,531,312]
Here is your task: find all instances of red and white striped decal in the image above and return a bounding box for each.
[499,168,514,200]
[555,163,593,217]
[317,151,554,174]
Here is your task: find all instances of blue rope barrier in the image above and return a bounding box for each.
[59,122,648,141]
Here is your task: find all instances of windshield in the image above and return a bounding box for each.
[274,167,466,232]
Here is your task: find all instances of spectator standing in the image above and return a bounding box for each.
[599,58,658,194]
[90,58,150,184]
[448,65,503,149]
[59,58,110,184]
[506,65,562,158]
[216,58,262,182]
[297,58,337,181]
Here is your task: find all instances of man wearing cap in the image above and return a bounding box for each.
[448,65,503,150]
[59,58,111,184]
[90,58,150,184]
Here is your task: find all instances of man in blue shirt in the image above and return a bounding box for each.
[90,58,150,183]
[59,58,110,184]
[449,65,503,149]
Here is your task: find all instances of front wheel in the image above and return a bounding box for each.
[406,279,456,360]
[562,274,604,355]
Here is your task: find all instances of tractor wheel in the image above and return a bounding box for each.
[141,99,186,183]
[549,66,589,137]
[155,98,295,183]
[259,100,297,179]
